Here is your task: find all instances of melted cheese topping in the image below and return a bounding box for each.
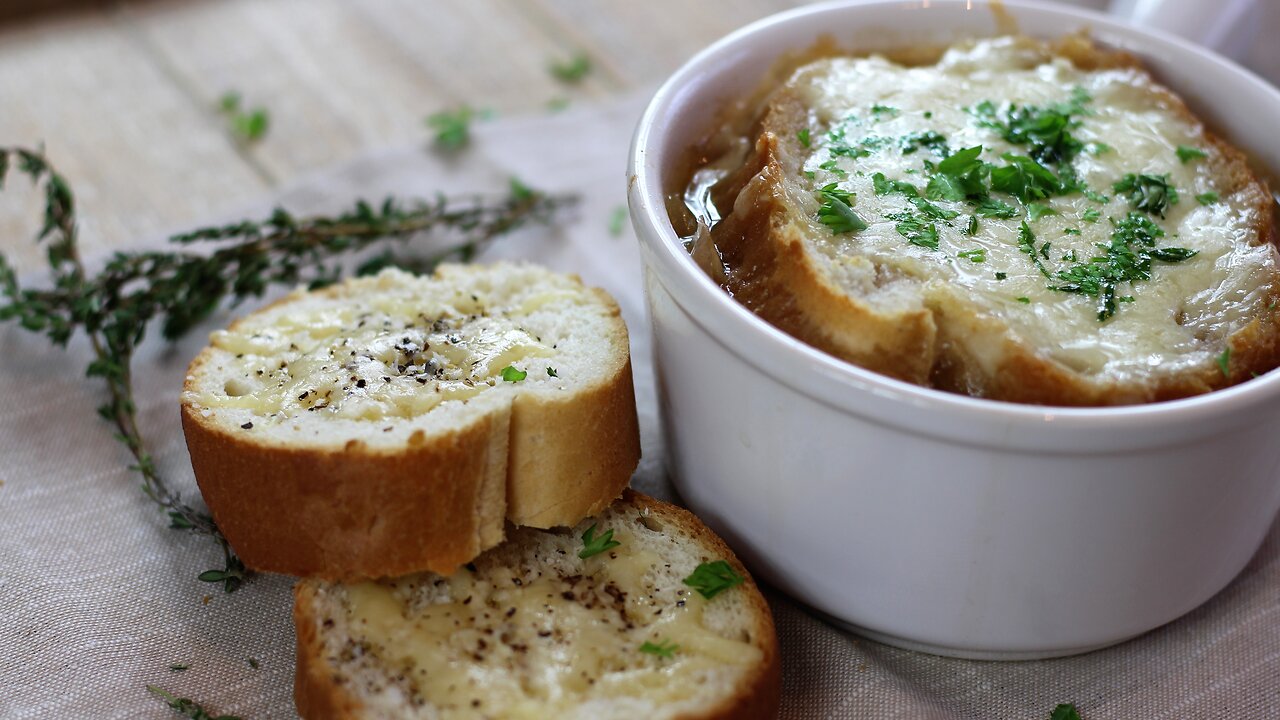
[344,529,760,718]
[787,37,1275,380]
[195,291,552,424]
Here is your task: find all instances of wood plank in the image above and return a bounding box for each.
[518,0,799,89]
[0,8,268,270]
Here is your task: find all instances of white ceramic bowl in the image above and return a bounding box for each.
[627,0,1280,659]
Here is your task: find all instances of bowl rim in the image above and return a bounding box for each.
[628,0,1280,437]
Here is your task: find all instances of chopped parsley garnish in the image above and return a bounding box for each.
[1018,221,1051,278]
[894,214,940,250]
[797,128,812,148]
[1113,173,1179,218]
[957,248,986,263]
[816,183,867,234]
[1082,208,1102,223]
[639,638,680,658]
[500,366,527,382]
[683,560,745,599]
[974,197,1017,218]
[965,215,979,235]
[995,271,1008,280]
[1083,189,1109,204]
[578,524,621,559]
[927,145,989,201]
[972,89,1091,164]
[870,104,900,118]
[169,664,189,672]
[1027,203,1058,222]
[1049,212,1197,320]
[1196,191,1219,205]
[1176,145,1208,163]
[546,367,558,378]
[900,130,948,156]
[818,159,847,178]
[910,196,959,220]
[872,173,919,197]
[549,52,592,83]
[1051,703,1082,720]
[1016,296,1031,304]
[1090,142,1113,155]
[991,153,1061,203]
[1217,347,1232,377]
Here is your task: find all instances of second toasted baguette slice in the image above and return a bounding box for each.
[180,263,639,580]
[293,489,781,720]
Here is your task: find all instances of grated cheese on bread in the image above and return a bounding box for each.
[180,263,640,580]
[292,490,781,720]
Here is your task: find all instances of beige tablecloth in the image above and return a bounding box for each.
[1,93,1277,719]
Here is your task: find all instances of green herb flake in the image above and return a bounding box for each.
[546,367,558,378]
[683,560,746,599]
[1016,296,1031,303]
[818,159,848,178]
[1082,208,1102,223]
[872,172,920,198]
[509,177,535,202]
[870,104,900,118]
[975,197,1017,219]
[971,91,1091,164]
[500,366,527,382]
[1217,346,1232,377]
[640,638,680,659]
[608,205,628,237]
[1090,142,1113,155]
[958,248,986,263]
[1113,173,1179,217]
[1063,228,1081,236]
[1176,145,1208,163]
[894,214,940,250]
[169,664,189,672]
[578,523,621,559]
[1027,203,1058,222]
[1050,703,1083,720]
[1018,221,1051,278]
[549,52,592,83]
[927,145,989,202]
[426,106,477,151]
[248,658,259,670]
[965,215,979,236]
[1083,189,1109,204]
[217,91,269,144]
[1196,191,1219,206]
[147,685,243,720]
[991,153,1061,203]
[797,128,812,148]
[995,271,1008,280]
[900,130,948,156]
[817,183,868,234]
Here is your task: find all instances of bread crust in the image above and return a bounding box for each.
[291,490,782,720]
[701,36,1280,406]
[181,266,640,580]
[506,288,639,527]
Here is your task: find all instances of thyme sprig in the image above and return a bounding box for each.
[0,146,577,590]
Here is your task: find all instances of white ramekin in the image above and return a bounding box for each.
[627,0,1280,659]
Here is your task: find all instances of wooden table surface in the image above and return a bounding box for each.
[0,0,813,268]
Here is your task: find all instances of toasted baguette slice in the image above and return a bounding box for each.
[293,490,780,720]
[699,35,1280,405]
[181,263,639,580]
